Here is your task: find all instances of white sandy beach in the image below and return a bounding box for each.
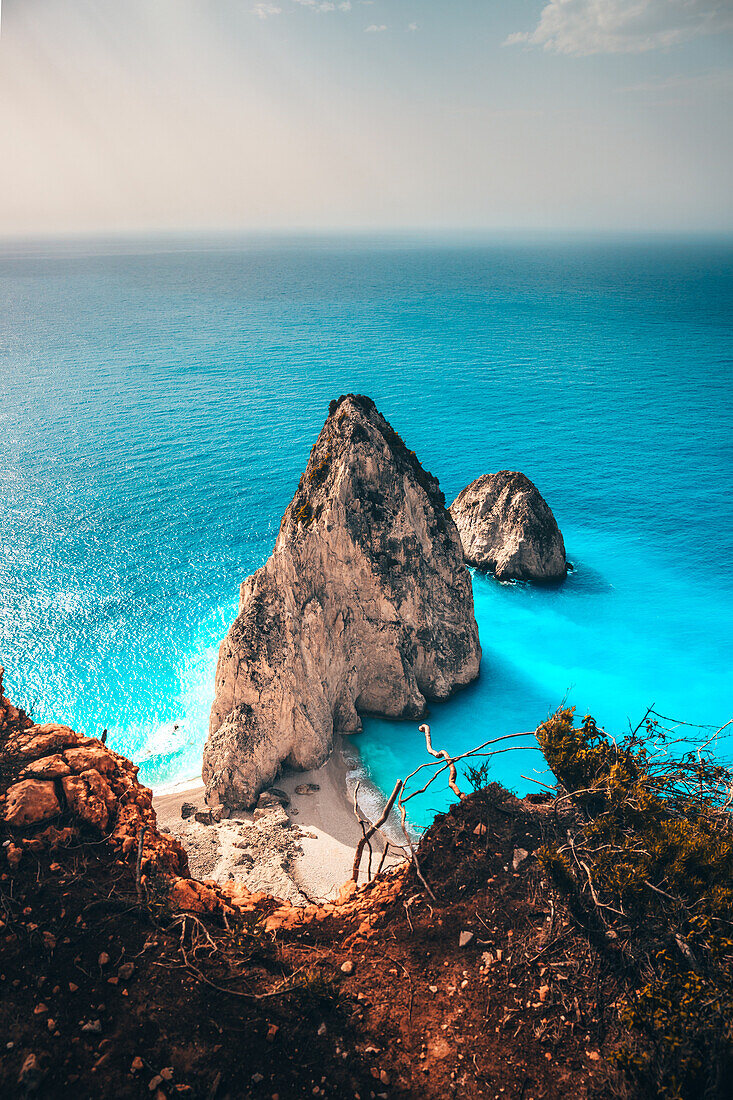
[153,738,404,903]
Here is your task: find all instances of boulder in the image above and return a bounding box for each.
[22,754,72,780]
[61,770,115,831]
[449,471,566,582]
[1,779,61,827]
[204,394,480,809]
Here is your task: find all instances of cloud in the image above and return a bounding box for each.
[505,0,733,55]
[252,2,282,17]
[292,0,351,11]
[407,22,419,32]
[365,24,387,32]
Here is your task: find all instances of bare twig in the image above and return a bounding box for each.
[419,723,466,800]
[352,780,402,882]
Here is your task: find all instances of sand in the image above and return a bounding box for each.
[152,738,405,904]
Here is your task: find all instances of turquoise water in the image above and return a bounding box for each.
[1,235,731,824]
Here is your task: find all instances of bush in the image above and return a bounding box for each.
[536,708,733,1099]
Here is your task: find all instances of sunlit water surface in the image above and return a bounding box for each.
[1,236,731,826]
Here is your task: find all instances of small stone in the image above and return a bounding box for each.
[267,1024,279,1041]
[18,1053,45,1091]
[33,1003,48,1015]
[380,1070,390,1085]
[131,1057,144,1072]
[473,823,487,836]
[180,802,197,819]
[194,810,213,826]
[512,848,529,871]
[458,931,474,948]
[81,1020,102,1034]
[252,1072,264,1083]
[539,984,550,1003]
[340,960,355,975]
[317,1022,327,1036]
[68,983,78,992]
[429,985,438,993]
[149,1076,163,1091]
[160,1067,174,1080]
[118,961,135,980]
[587,1051,600,1061]
[47,1019,56,1031]
[98,952,110,967]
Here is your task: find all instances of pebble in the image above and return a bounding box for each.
[149,1075,163,1091]
[512,848,530,871]
[18,1053,45,1090]
[131,1057,144,1072]
[81,1020,102,1034]
[317,1022,327,1036]
[459,931,474,947]
[98,952,110,967]
[340,960,355,975]
[160,1067,174,1080]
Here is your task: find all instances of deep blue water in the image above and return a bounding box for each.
[1,235,731,825]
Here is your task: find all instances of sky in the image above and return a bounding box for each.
[0,0,732,235]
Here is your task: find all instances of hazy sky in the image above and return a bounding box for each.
[1,0,732,235]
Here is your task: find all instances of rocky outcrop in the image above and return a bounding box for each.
[0,665,187,877]
[449,472,566,582]
[203,394,481,809]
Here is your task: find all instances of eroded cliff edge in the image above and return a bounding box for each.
[203,394,481,809]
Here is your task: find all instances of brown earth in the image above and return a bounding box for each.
[1,671,630,1099]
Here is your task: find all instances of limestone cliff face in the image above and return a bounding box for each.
[449,472,566,582]
[203,395,481,809]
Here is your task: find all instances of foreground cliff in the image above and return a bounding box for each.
[0,671,619,1100]
[450,471,566,582]
[3,670,727,1098]
[204,394,481,809]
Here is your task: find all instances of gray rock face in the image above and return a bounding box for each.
[449,471,566,582]
[203,394,481,809]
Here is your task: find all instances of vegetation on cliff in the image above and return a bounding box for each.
[536,708,733,1099]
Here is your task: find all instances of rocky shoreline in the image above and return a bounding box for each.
[155,739,402,904]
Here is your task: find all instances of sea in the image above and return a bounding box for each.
[1,234,731,827]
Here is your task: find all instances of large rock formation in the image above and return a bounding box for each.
[449,471,566,582]
[203,394,481,809]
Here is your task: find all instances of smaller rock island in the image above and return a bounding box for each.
[449,471,566,582]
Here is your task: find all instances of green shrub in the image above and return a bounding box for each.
[536,708,733,1099]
